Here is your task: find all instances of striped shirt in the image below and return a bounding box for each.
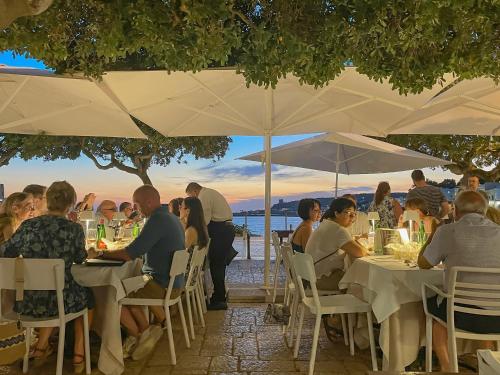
[406,185,446,218]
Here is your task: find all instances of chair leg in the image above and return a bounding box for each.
[293,304,305,358]
[198,274,208,313]
[23,327,31,374]
[271,253,281,303]
[194,286,206,327]
[448,329,458,373]
[425,316,433,372]
[56,322,66,375]
[164,306,176,365]
[185,290,195,340]
[308,314,322,375]
[348,313,355,356]
[83,311,91,375]
[341,314,348,346]
[366,312,378,371]
[288,293,299,347]
[191,290,199,324]
[177,300,191,348]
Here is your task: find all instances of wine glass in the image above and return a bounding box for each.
[86,229,97,250]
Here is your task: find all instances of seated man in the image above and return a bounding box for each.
[96,199,118,241]
[88,185,185,360]
[418,191,500,372]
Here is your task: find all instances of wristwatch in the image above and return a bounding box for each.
[97,250,104,258]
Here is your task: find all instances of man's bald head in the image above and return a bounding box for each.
[133,185,161,217]
[454,190,488,219]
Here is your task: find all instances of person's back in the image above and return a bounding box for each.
[127,206,185,287]
[407,185,444,218]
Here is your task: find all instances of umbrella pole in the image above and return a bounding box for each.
[264,131,272,289]
[334,146,340,198]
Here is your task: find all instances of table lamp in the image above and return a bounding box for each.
[367,211,380,233]
[402,210,420,242]
[79,211,95,236]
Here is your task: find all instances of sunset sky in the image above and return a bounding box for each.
[0,52,456,211]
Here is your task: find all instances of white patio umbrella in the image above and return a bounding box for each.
[239,132,451,197]
[387,78,500,135]
[100,67,454,286]
[0,66,146,138]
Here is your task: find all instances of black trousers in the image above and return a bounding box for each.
[207,221,235,303]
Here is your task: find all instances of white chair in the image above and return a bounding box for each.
[292,252,378,375]
[281,244,348,348]
[184,245,208,339]
[119,250,191,365]
[197,239,211,314]
[0,258,91,375]
[422,266,500,372]
[477,350,500,375]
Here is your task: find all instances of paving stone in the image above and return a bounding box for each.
[234,337,259,356]
[209,356,239,372]
[240,360,297,372]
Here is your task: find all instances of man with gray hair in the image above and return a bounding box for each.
[418,191,500,371]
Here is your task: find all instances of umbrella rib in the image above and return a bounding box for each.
[0,103,90,130]
[332,86,417,111]
[187,73,260,128]
[274,74,347,130]
[161,100,258,135]
[0,76,30,114]
[166,83,249,135]
[460,97,500,114]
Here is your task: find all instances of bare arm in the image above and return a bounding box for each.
[185,227,198,249]
[439,201,450,219]
[87,247,132,261]
[341,240,368,259]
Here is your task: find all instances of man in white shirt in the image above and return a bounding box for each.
[418,191,500,372]
[186,182,235,310]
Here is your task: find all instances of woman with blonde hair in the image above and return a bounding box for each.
[368,182,402,228]
[0,181,94,373]
[0,192,34,244]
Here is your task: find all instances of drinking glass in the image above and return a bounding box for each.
[86,229,97,249]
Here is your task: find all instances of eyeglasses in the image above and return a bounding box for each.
[342,210,357,218]
[103,207,118,212]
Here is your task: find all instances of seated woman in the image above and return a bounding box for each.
[305,198,368,291]
[0,181,94,373]
[179,197,209,250]
[290,199,321,253]
[168,197,184,218]
[399,197,439,234]
[0,192,35,366]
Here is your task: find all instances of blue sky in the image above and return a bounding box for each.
[0,52,456,210]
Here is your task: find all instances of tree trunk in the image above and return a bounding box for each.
[137,172,153,185]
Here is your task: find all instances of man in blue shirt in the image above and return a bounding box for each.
[88,185,185,360]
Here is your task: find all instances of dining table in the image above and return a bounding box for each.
[72,259,142,375]
[339,255,443,371]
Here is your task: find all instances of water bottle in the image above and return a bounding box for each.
[132,222,140,238]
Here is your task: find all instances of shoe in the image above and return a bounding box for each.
[207,301,228,310]
[31,344,54,368]
[131,325,163,361]
[73,353,85,374]
[122,335,138,359]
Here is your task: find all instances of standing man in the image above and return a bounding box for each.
[406,170,449,219]
[186,182,235,310]
[467,175,481,192]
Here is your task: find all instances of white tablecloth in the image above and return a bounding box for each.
[339,256,443,370]
[72,260,142,375]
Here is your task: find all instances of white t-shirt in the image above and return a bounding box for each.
[348,211,370,237]
[423,213,500,292]
[198,187,233,225]
[305,219,353,279]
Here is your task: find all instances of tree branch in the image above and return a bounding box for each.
[230,5,255,28]
[82,149,116,170]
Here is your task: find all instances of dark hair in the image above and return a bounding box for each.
[183,197,209,248]
[46,181,76,212]
[411,170,425,181]
[297,199,321,221]
[23,184,46,199]
[405,197,428,215]
[185,182,202,194]
[321,198,356,221]
[169,197,184,217]
[119,202,132,212]
[374,181,391,206]
[341,193,356,204]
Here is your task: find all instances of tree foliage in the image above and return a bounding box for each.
[1,0,498,94]
[387,135,500,182]
[0,121,231,184]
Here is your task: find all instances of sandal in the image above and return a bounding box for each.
[322,316,343,342]
[73,353,86,374]
[31,344,54,367]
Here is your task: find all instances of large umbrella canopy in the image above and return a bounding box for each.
[240,132,450,174]
[101,68,453,137]
[240,132,451,196]
[0,66,146,138]
[387,78,500,135]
